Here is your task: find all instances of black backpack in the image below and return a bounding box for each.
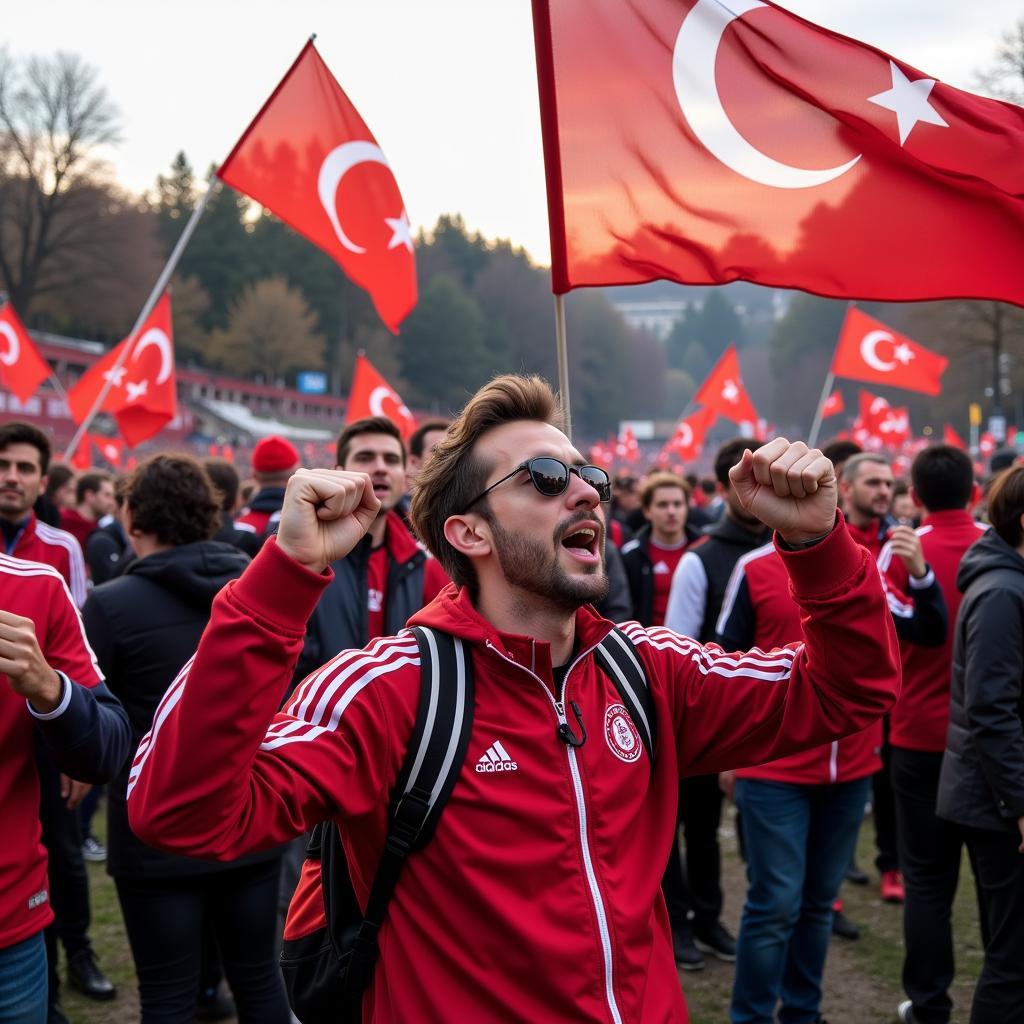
[280,624,655,1023]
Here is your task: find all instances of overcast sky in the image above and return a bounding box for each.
[3,0,1019,265]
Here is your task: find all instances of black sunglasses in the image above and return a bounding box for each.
[462,457,612,513]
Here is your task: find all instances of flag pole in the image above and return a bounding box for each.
[65,172,220,460]
[807,371,834,449]
[554,294,572,440]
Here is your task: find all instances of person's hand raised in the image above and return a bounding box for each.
[729,439,837,546]
[0,610,63,713]
[275,469,381,574]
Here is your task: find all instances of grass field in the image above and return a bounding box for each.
[64,806,982,1023]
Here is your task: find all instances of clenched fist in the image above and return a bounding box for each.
[275,469,381,574]
[0,610,63,714]
[729,439,837,545]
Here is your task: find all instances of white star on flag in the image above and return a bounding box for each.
[125,380,149,401]
[103,367,127,388]
[868,61,949,146]
[721,379,740,403]
[894,343,915,365]
[385,211,414,253]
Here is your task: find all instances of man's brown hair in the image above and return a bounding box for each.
[987,465,1024,549]
[410,375,564,594]
[641,472,690,509]
[123,454,220,547]
[335,417,405,468]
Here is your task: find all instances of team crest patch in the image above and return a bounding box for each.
[604,704,642,763]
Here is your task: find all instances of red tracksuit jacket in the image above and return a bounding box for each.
[879,510,988,752]
[127,519,898,1023]
[716,541,884,785]
[4,511,87,606]
[0,554,128,950]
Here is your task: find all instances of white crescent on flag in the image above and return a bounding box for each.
[860,330,898,373]
[369,385,412,421]
[0,322,19,367]
[131,328,173,384]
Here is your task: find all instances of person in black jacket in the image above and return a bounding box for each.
[81,454,290,1024]
[937,465,1024,1024]
[203,457,261,558]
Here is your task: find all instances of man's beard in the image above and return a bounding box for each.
[488,515,609,613]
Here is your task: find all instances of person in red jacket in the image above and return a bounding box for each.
[59,472,115,554]
[127,375,899,1024]
[839,451,904,902]
[0,422,87,606]
[0,553,130,1024]
[878,445,988,1024]
[717,526,941,1024]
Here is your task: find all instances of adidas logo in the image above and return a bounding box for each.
[475,740,518,773]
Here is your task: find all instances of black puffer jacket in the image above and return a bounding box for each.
[82,540,278,877]
[937,530,1024,834]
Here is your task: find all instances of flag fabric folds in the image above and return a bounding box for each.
[693,346,758,424]
[943,424,966,450]
[218,41,417,333]
[532,0,1024,305]
[0,302,52,403]
[832,307,948,395]
[665,406,716,461]
[67,292,178,448]
[346,354,416,439]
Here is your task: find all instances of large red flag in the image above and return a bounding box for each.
[67,293,177,448]
[218,42,416,333]
[0,302,52,403]
[346,354,416,439]
[615,426,641,464]
[533,0,1024,305]
[693,346,758,424]
[832,307,948,395]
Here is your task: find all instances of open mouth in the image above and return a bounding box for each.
[560,524,601,563]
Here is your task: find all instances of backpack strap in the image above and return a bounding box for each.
[342,627,474,995]
[593,626,656,763]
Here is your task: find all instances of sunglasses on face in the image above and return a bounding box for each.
[462,457,613,513]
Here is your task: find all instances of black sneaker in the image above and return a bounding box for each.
[67,949,117,1001]
[673,927,706,971]
[694,921,737,962]
[845,859,869,885]
[831,908,860,941]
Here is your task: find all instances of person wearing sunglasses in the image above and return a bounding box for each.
[128,374,899,1024]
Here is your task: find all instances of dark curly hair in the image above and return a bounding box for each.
[123,454,220,546]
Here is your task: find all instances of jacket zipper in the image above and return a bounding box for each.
[829,740,839,783]
[485,639,623,1024]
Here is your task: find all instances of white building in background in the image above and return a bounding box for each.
[611,298,690,340]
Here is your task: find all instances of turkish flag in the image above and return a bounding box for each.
[693,346,758,424]
[67,293,177,448]
[832,308,947,395]
[943,424,966,450]
[533,0,1024,305]
[979,432,996,459]
[0,302,52,403]
[666,406,716,461]
[822,390,845,417]
[346,354,416,439]
[218,42,416,333]
[857,390,910,447]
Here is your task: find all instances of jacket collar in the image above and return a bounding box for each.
[921,508,976,529]
[409,584,615,681]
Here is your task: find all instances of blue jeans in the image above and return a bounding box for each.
[0,933,47,1024]
[730,776,871,1024]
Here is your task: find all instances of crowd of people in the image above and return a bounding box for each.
[1,379,1022,1024]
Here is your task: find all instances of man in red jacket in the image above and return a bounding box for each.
[0,422,87,605]
[878,445,987,1024]
[0,554,129,1023]
[127,375,899,1024]
[717,528,941,1024]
